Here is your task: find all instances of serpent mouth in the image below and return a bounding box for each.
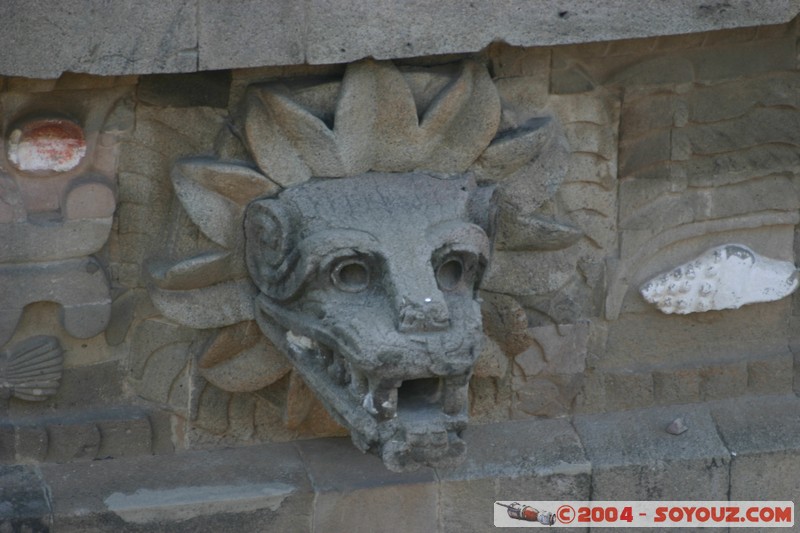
[283,330,473,472]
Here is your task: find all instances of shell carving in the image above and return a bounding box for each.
[640,244,799,314]
[0,336,63,401]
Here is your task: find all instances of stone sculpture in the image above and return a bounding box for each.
[640,244,799,314]
[149,59,577,470]
[0,89,129,405]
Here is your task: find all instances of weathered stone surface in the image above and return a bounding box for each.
[575,404,730,500]
[138,71,232,108]
[198,0,305,70]
[437,418,590,533]
[0,1,795,77]
[712,394,800,501]
[1,408,153,464]
[0,465,51,531]
[746,353,794,394]
[0,336,62,403]
[0,0,197,78]
[42,442,312,532]
[0,258,110,346]
[305,1,798,66]
[297,437,437,532]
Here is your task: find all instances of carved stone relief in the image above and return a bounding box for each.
[640,244,799,314]
[0,88,131,403]
[148,59,578,470]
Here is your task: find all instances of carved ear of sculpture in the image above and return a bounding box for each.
[244,197,297,300]
[467,181,498,241]
[470,115,582,252]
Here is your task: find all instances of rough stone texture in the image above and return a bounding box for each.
[576,404,730,509]
[41,442,313,532]
[297,438,438,533]
[2,6,800,514]
[0,1,795,77]
[437,419,590,533]
[711,394,800,502]
[0,465,51,532]
[0,0,197,78]
[1,404,797,530]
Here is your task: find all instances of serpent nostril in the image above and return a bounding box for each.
[398,300,450,332]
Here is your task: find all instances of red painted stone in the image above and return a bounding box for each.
[7,118,86,172]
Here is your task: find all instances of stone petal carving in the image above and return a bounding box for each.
[243,59,501,183]
[470,117,554,182]
[335,59,419,173]
[172,159,279,248]
[148,251,239,291]
[0,336,63,402]
[198,321,291,392]
[148,279,257,329]
[640,244,799,314]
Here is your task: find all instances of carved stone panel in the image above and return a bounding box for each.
[0,87,131,404]
[148,59,575,471]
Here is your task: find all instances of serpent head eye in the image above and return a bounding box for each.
[331,257,371,293]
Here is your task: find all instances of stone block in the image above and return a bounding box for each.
[620,93,677,138]
[687,71,800,124]
[0,258,110,346]
[603,371,654,411]
[0,0,197,78]
[747,354,794,394]
[42,442,312,532]
[138,71,232,108]
[711,394,800,501]
[575,404,730,500]
[700,362,748,401]
[0,423,14,462]
[45,421,101,462]
[687,36,796,82]
[438,418,590,533]
[305,1,799,66]
[652,368,701,405]
[13,424,48,463]
[619,130,671,178]
[96,411,153,459]
[295,438,437,533]
[198,0,305,70]
[0,465,51,531]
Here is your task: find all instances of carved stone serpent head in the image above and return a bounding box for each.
[245,172,493,469]
[148,59,574,471]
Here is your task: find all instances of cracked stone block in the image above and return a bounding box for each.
[45,421,101,462]
[575,404,730,501]
[0,465,51,531]
[711,394,800,501]
[198,0,305,70]
[41,442,312,533]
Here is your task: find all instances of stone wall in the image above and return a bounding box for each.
[2,6,800,532]
[2,13,799,459]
